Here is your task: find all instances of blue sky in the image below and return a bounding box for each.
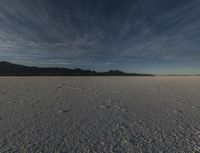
[0,0,200,74]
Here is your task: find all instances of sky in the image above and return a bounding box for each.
[0,0,200,75]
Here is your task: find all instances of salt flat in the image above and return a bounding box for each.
[0,77,200,153]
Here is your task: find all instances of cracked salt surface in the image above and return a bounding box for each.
[0,77,200,152]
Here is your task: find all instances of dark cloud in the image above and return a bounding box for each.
[0,0,199,74]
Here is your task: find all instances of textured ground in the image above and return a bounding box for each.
[0,77,200,153]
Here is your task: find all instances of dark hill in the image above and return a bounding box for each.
[0,61,153,76]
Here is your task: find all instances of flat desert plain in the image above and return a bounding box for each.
[0,77,200,153]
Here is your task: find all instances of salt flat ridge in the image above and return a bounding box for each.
[0,77,200,153]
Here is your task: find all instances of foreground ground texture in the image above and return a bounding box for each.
[0,77,200,153]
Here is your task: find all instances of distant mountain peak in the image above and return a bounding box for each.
[0,61,12,64]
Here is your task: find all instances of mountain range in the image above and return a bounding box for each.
[0,61,153,76]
